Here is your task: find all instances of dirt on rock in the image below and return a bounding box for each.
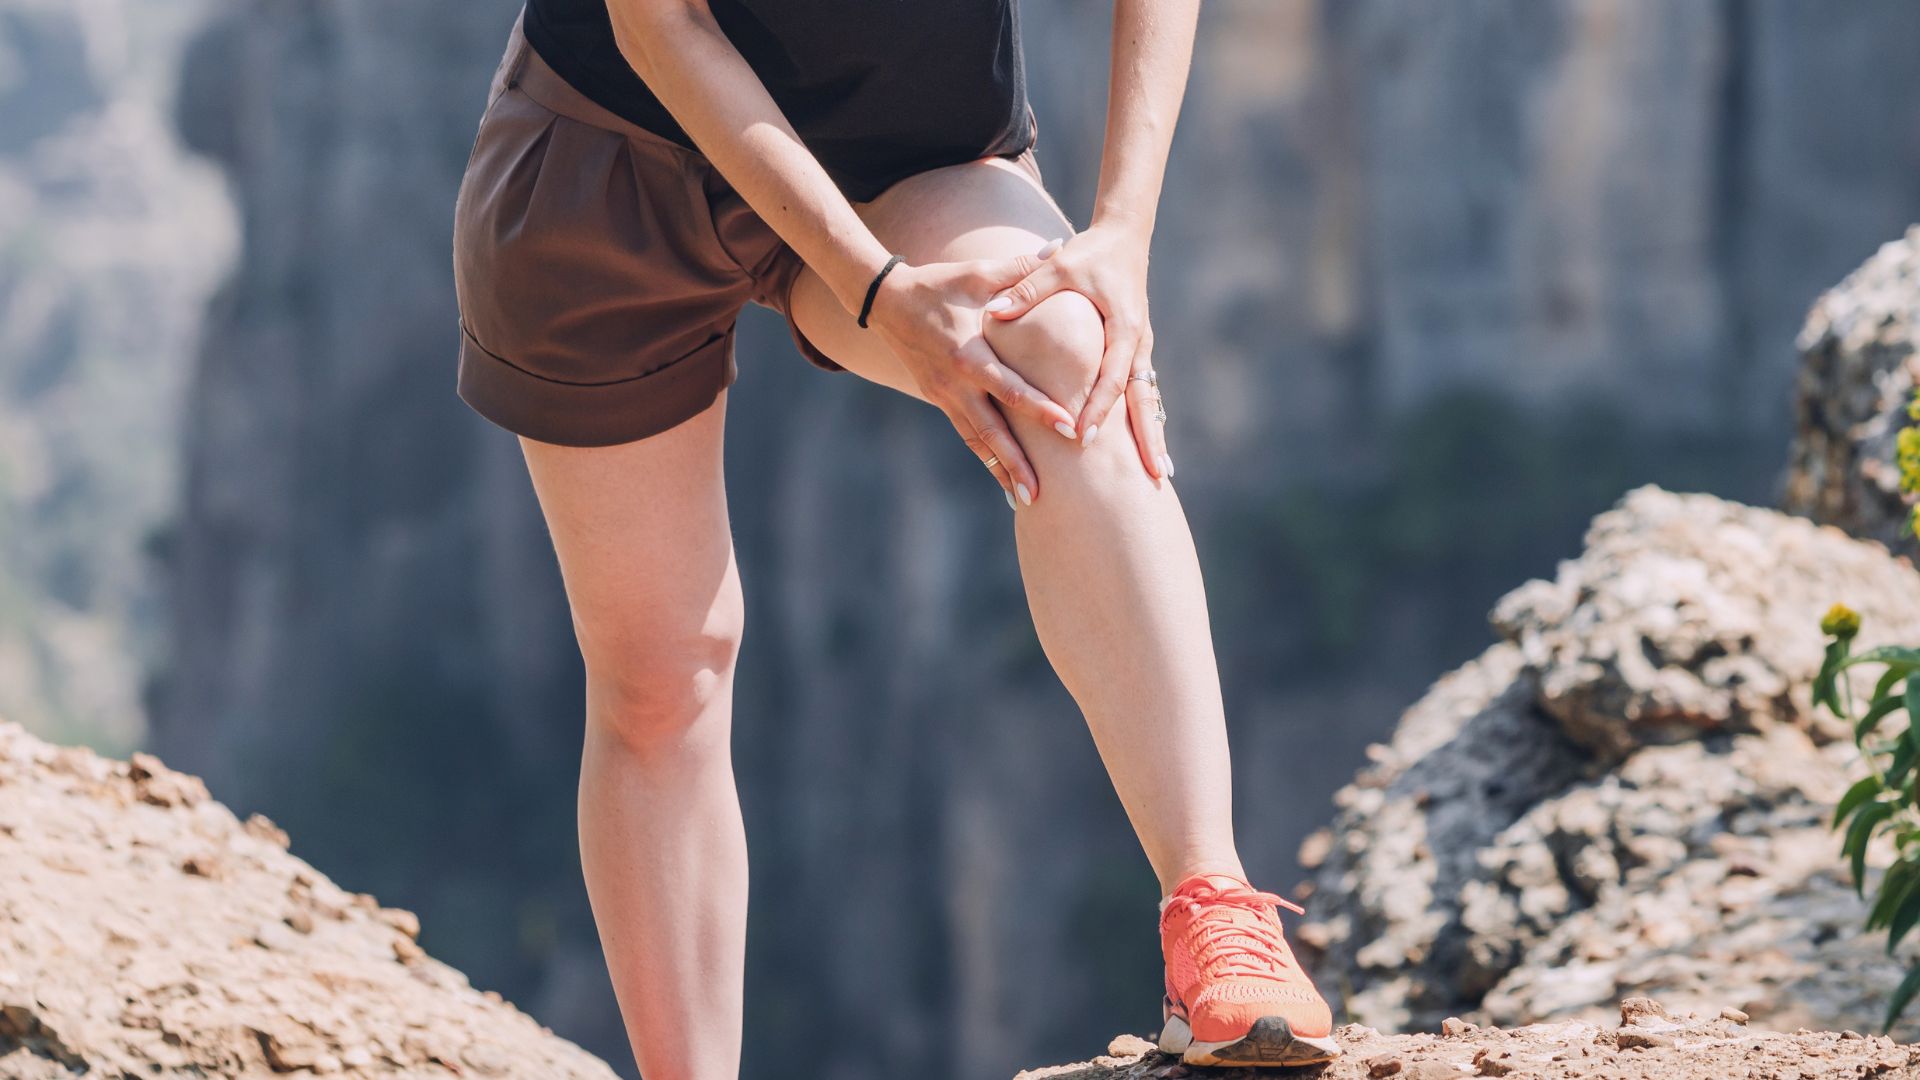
[1017,999,1920,1079]
[0,722,617,1079]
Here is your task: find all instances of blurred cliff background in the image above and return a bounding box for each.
[5,1,1920,1078]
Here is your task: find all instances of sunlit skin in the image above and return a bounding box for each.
[520,3,1226,1078]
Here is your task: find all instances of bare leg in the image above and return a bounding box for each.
[792,158,1245,892]
[520,398,745,1080]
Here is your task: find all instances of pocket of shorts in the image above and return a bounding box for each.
[454,92,750,388]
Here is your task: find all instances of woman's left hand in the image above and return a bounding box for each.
[985,221,1169,479]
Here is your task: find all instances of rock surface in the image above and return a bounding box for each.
[1303,486,1920,1037]
[0,721,616,1079]
[1020,1000,1919,1079]
[1785,225,1920,547]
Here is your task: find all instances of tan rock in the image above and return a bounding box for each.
[0,721,617,1078]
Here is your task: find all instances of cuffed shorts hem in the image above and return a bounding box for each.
[457,322,738,448]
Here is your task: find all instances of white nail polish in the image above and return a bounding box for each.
[1054,421,1077,440]
[1038,237,1063,259]
[1082,424,1098,447]
[1016,483,1033,507]
[1005,488,1017,510]
[1166,455,1176,478]
[984,296,1013,313]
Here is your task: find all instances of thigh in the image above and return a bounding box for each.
[519,393,740,671]
[789,156,1076,399]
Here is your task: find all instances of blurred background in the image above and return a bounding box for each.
[5,1,1920,1077]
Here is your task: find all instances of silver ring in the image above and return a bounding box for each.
[981,455,1001,471]
[1128,370,1158,388]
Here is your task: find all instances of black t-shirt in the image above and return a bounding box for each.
[522,0,1035,202]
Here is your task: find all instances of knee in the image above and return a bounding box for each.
[576,592,744,754]
[982,288,1106,413]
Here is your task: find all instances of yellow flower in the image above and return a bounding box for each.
[1821,603,1863,640]
[1909,387,1920,423]
[1901,425,1920,495]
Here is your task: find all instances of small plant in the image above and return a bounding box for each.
[1815,603,1920,1029]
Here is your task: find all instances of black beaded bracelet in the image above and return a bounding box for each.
[857,254,904,329]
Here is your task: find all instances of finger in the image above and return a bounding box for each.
[957,393,1038,505]
[1075,329,1137,448]
[941,399,1018,501]
[958,340,1077,436]
[1127,372,1169,480]
[985,259,1067,320]
[971,238,1063,297]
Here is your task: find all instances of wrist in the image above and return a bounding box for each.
[856,254,907,329]
[1090,203,1155,241]
[829,243,901,315]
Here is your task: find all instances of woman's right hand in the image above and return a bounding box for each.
[864,252,1077,504]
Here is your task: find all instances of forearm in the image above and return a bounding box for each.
[1092,0,1201,235]
[606,1,890,311]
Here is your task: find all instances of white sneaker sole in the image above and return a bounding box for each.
[1158,1011,1342,1068]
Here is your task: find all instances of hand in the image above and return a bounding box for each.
[866,254,1080,504]
[986,222,1167,479]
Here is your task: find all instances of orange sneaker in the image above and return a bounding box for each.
[1157,872,1339,1067]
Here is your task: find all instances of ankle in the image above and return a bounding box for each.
[1157,857,1249,898]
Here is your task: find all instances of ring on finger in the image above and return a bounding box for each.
[981,454,1001,471]
[1128,370,1158,388]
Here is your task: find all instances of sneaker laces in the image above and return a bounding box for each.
[1162,882,1307,983]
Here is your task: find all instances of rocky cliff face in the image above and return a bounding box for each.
[0,720,615,1079]
[152,3,1920,1078]
[1785,226,1920,546]
[1303,486,1920,1038]
[0,0,233,747]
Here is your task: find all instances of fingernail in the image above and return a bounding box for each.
[1005,488,1017,510]
[1016,482,1033,507]
[1053,421,1077,440]
[1082,424,1098,447]
[1165,455,1176,478]
[984,296,1013,313]
[1037,237,1063,259]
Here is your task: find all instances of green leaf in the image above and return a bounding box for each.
[1876,668,1906,703]
[1908,677,1920,753]
[1837,775,1885,828]
[1859,695,1907,741]
[1890,740,1918,788]
[1814,641,1844,715]
[1886,963,1920,1032]
[1889,879,1920,954]
[1849,802,1895,896]
[1871,860,1920,929]
[1848,647,1920,674]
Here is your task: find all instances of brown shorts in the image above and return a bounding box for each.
[453,16,1039,447]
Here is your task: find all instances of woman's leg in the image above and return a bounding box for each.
[790,158,1245,893]
[520,398,745,1080]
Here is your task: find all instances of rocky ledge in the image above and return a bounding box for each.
[1300,485,1920,1039]
[1019,999,1918,1079]
[0,722,616,1078]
